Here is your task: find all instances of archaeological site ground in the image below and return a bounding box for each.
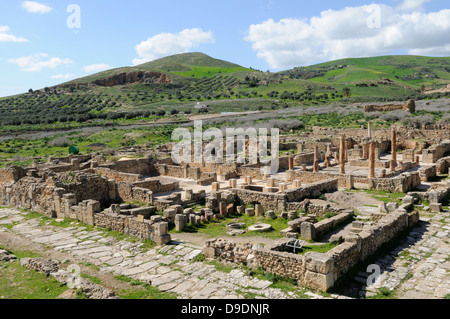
[0,53,449,303]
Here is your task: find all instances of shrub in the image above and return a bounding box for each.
[48,136,72,147]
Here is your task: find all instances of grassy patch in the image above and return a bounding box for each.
[297,241,340,255]
[114,276,177,299]
[367,287,396,299]
[170,213,289,240]
[0,259,68,299]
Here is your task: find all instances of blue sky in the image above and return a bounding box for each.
[1,0,449,97]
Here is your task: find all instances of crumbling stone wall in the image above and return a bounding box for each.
[109,157,154,175]
[369,172,421,193]
[234,179,338,211]
[286,170,367,189]
[115,182,153,204]
[422,140,450,163]
[204,207,419,291]
[131,179,179,194]
[93,167,142,183]
[419,165,437,182]
[364,99,415,113]
[436,156,450,174]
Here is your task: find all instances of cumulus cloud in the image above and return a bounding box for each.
[133,28,214,65]
[50,74,76,80]
[245,3,450,70]
[0,26,28,43]
[22,1,53,14]
[8,53,74,72]
[396,0,431,12]
[83,63,111,73]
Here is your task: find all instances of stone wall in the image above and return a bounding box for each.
[234,179,338,211]
[109,157,154,175]
[204,207,419,291]
[422,140,450,163]
[286,170,367,188]
[93,167,142,183]
[0,166,26,183]
[368,172,421,193]
[419,165,437,182]
[131,179,179,194]
[364,99,415,113]
[116,182,153,204]
[436,156,450,174]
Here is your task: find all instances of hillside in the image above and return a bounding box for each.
[0,53,449,129]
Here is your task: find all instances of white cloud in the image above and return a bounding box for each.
[245,4,450,70]
[8,53,74,72]
[83,64,111,73]
[133,28,214,65]
[396,0,431,12]
[22,1,53,14]
[51,74,76,80]
[0,26,28,43]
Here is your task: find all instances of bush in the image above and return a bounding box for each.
[48,136,72,147]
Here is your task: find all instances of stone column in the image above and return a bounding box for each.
[368,142,375,179]
[313,145,319,173]
[368,121,373,139]
[390,128,397,172]
[288,156,294,171]
[339,135,346,174]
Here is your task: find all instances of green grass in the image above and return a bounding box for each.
[348,189,406,204]
[170,212,289,240]
[296,242,340,255]
[0,259,68,299]
[114,276,177,299]
[173,66,252,78]
[367,287,396,299]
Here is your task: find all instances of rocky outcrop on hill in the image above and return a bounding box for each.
[93,71,172,87]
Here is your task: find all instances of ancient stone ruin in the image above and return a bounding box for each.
[0,123,449,293]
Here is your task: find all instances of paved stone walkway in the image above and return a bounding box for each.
[0,208,320,299]
[1,207,448,299]
[352,213,450,299]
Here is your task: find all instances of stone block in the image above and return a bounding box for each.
[267,210,277,220]
[154,222,168,236]
[163,208,177,221]
[305,252,334,273]
[255,204,264,217]
[430,203,442,212]
[175,214,187,231]
[301,222,316,241]
[154,234,171,246]
[245,208,255,216]
[386,202,399,213]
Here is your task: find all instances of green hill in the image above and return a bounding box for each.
[0,53,449,130]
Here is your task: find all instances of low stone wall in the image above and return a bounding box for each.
[286,170,367,188]
[93,167,142,183]
[109,157,153,175]
[234,179,338,212]
[368,172,421,193]
[436,156,450,174]
[284,179,338,203]
[294,152,315,166]
[0,166,27,183]
[422,140,450,163]
[116,182,153,204]
[203,207,419,291]
[419,165,437,182]
[314,212,354,240]
[132,179,179,194]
